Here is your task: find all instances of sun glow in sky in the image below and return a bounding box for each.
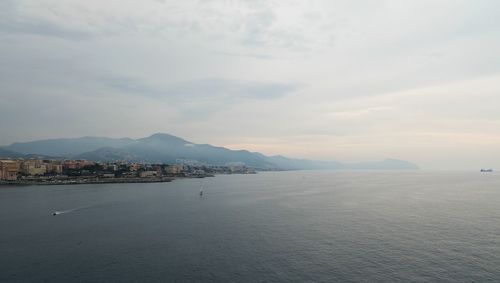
[1,0,500,169]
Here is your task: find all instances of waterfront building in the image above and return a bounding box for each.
[22,159,47,176]
[45,161,63,174]
[101,163,118,172]
[166,164,183,174]
[229,165,248,173]
[0,160,21,181]
[63,160,78,170]
[63,160,95,171]
[139,171,158,178]
[129,163,142,172]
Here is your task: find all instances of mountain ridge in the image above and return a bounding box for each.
[0,133,418,170]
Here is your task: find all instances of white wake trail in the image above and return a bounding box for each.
[52,205,93,216]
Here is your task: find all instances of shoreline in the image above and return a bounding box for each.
[0,171,269,186]
[0,177,178,186]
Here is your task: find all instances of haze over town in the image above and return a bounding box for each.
[1,0,500,170]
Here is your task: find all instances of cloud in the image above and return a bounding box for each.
[91,76,303,120]
[0,18,92,40]
[102,77,302,101]
[212,50,275,60]
[165,78,301,100]
[0,0,93,40]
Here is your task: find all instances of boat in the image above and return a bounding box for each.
[480,168,493,172]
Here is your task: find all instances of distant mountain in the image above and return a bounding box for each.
[74,147,139,162]
[265,155,344,170]
[0,148,66,160]
[3,137,135,157]
[79,133,277,168]
[0,133,419,170]
[0,148,25,159]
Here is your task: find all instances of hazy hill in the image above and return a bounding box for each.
[0,133,418,170]
[0,148,25,159]
[76,133,277,168]
[4,137,136,157]
[74,147,139,162]
[265,155,344,170]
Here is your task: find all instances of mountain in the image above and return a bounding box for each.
[3,137,136,157]
[74,147,139,162]
[0,133,419,170]
[265,155,344,170]
[0,148,25,159]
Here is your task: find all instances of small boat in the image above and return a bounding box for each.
[481,168,493,172]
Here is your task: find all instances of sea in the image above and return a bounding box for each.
[1,171,500,282]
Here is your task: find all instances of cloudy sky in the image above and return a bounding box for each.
[1,0,500,169]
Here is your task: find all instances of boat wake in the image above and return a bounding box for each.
[52,205,93,216]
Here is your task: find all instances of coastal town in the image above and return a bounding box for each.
[0,158,256,185]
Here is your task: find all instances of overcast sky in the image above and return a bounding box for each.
[1,0,500,169]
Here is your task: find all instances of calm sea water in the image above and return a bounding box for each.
[1,171,500,282]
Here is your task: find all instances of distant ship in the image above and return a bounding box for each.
[480,168,493,172]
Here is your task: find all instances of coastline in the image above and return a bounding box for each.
[0,172,265,186]
[0,177,176,186]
